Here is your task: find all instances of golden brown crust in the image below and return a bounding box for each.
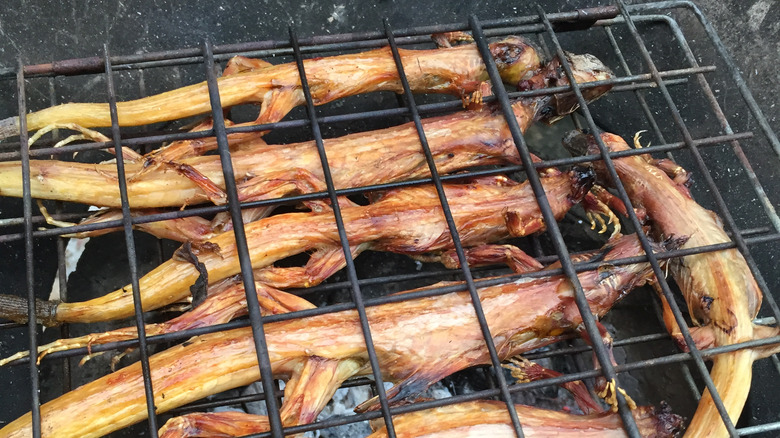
[158,412,270,438]
[158,398,683,438]
[568,132,764,438]
[44,169,591,325]
[368,401,682,438]
[0,100,537,208]
[0,235,663,438]
[5,37,540,138]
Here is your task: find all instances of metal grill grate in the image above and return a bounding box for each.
[1,1,779,437]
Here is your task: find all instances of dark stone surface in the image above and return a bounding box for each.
[0,0,777,436]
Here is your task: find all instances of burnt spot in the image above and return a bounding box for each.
[191,241,222,256]
[356,370,443,414]
[517,70,548,92]
[173,242,210,308]
[490,41,529,70]
[700,295,714,312]
[597,264,616,283]
[568,166,596,203]
[0,294,59,326]
[661,234,689,251]
[652,401,685,437]
[504,209,526,236]
[538,105,555,118]
[711,310,738,336]
[36,166,49,180]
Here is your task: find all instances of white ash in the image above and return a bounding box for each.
[213,381,454,437]
[46,205,101,303]
[214,356,591,437]
[43,206,99,333]
[47,237,90,302]
[314,381,455,437]
[314,385,376,438]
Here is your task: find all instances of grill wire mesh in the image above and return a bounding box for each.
[1,1,779,437]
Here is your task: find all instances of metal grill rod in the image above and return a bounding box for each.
[604,23,780,418]
[600,24,674,164]
[287,25,398,437]
[649,13,780,233]
[0,5,621,80]
[16,57,42,438]
[626,1,780,156]
[605,13,780,427]
[383,18,526,437]
[472,11,642,435]
[738,423,780,436]
[650,14,780,317]
[201,39,286,437]
[649,294,703,403]
[618,0,780,336]
[0,129,755,245]
[103,45,161,437]
[566,3,745,432]
[615,7,780,327]
[0,63,713,162]
[43,78,74,394]
[601,13,715,413]
[616,4,780,431]
[4,221,778,368]
[548,2,737,434]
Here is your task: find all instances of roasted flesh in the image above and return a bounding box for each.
[0,44,616,245]
[0,169,594,326]
[0,36,543,140]
[0,48,613,214]
[518,51,615,125]
[0,278,316,366]
[156,400,682,438]
[366,400,683,438]
[0,234,668,438]
[564,131,775,437]
[0,48,614,249]
[0,99,537,209]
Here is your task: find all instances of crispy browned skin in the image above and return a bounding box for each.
[0,169,593,326]
[156,401,681,438]
[367,401,682,438]
[0,100,536,209]
[0,279,316,366]
[0,37,541,140]
[518,51,614,125]
[566,131,768,437]
[0,239,541,365]
[0,47,616,214]
[134,47,612,170]
[0,234,665,438]
[158,412,269,438]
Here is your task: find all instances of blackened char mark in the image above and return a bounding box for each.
[173,241,211,308]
